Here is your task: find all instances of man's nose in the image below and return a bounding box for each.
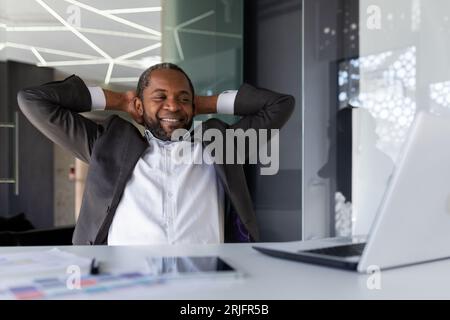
[164,97,181,112]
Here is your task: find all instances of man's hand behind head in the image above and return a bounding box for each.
[104,89,143,125]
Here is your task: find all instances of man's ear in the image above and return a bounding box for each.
[135,97,144,116]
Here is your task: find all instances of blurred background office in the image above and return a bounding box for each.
[0,0,302,244]
[1,0,449,245]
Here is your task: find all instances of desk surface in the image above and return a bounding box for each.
[1,239,449,299]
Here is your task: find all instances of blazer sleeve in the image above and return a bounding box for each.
[230,83,295,132]
[17,75,103,163]
[224,83,295,163]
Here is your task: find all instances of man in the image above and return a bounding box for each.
[17,63,294,245]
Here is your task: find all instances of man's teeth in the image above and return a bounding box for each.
[161,118,180,123]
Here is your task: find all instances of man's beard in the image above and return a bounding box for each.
[142,108,192,141]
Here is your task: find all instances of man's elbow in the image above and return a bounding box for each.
[285,95,296,114]
[270,94,296,130]
[281,94,296,121]
[17,89,33,113]
[17,88,44,122]
[17,87,44,111]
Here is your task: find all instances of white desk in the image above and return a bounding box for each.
[1,239,450,299]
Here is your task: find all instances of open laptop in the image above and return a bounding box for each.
[254,111,450,272]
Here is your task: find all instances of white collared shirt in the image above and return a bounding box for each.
[87,87,237,245]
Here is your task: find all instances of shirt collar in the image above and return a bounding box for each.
[144,123,202,145]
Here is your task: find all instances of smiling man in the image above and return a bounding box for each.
[134,66,197,140]
[17,62,294,245]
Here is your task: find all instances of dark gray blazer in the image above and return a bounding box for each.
[17,75,295,245]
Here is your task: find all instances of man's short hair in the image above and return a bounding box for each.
[136,62,195,101]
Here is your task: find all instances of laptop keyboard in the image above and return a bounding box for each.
[302,243,366,257]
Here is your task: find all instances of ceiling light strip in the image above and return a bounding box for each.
[35,58,162,69]
[30,47,47,65]
[5,42,101,59]
[63,0,161,37]
[37,59,159,70]
[37,59,110,67]
[6,25,159,40]
[178,28,242,39]
[35,0,111,60]
[105,62,114,84]
[7,26,67,32]
[102,7,162,14]
[176,10,215,29]
[78,27,159,40]
[173,30,184,61]
[171,10,215,61]
[115,43,162,61]
[109,77,139,83]
[114,60,150,70]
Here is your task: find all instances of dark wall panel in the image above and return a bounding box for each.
[0,61,54,229]
[0,62,9,215]
[244,0,302,241]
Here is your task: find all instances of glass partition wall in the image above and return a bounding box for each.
[302,0,450,240]
[302,0,360,240]
[162,0,243,125]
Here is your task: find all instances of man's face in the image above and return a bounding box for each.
[135,68,194,140]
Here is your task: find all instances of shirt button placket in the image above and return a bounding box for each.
[167,146,173,241]
[166,145,174,243]
[163,145,169,239]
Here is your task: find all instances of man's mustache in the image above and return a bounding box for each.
[156,112,188,122]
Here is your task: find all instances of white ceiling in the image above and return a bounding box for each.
[0,0,161,88]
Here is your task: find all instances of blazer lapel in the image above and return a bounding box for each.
[94,129,147,244]
[111,133,147,209]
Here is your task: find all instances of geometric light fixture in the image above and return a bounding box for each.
[1,0,243,85]
[1,0,162,84]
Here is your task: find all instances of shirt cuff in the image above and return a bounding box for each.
[88,86,106,110]
[217,90,237,115]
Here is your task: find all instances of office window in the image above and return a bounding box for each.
[303,0,450,239]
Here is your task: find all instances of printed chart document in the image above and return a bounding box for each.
[0,251,243,300]
[0,248,92,278]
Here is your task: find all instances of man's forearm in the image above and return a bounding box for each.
[102,89,231,116]
[101,89,143,124]
[103,89,127,111]
[194,95,219,115]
